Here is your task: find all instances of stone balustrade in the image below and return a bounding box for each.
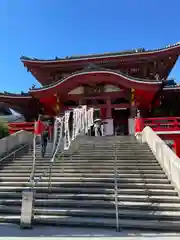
[139,126,180,194]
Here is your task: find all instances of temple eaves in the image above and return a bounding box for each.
[20,42,180,62]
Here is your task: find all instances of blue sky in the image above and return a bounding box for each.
[0,0,180,93]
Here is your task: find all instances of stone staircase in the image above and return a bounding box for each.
[0,136,180,231]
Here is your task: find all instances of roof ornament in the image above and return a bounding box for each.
[83,64,104,71]
[21,56,32,60]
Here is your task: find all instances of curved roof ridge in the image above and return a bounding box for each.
[21,42,180,63]
[29,69,162,93]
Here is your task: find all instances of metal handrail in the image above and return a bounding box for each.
[29,135,36,182]
[47,121,64,191]
[28,107,89,189]
[29,117,64,188]
[0,143,29,164]
[114,136,120,232]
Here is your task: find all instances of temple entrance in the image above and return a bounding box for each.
[112,108,129,135]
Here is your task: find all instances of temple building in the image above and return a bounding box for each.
[1,42,180,136]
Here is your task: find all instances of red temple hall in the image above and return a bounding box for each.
[1,43,180,155]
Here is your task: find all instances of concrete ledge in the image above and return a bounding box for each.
[0,130,33,159]
[140,126,180,195]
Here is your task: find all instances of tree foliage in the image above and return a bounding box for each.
[0,122,9,139]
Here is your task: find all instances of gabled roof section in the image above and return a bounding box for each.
[29,68,163,99]
[21,42,180,63]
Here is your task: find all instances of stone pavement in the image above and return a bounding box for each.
[0,224,180,240]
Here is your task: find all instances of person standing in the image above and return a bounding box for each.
[94,119,102,136]
[41,125,49,157]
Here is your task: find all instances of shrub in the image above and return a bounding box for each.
[0,122,9,139]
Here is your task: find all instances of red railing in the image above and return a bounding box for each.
[135,117,180,133]
[8,121,53,138]
[8,122,35,135]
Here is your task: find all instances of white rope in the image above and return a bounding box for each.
[52,118,58,153]
[64,111,71,150]
[87,107,94,129]
[55,106,94,151]
[51,116,64,163]
[84,106,88,134]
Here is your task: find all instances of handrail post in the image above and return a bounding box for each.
[114,135,120,232]
[48,160,53,192]
[29,134,36,182]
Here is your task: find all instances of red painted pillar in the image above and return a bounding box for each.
[106,98,112,119]
[173,138,180,157]
[100,108,106,120]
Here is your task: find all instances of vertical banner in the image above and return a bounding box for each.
[79,107,83,133]
[64,111,71,150]
[89,108,94,127]
[72,109,77,141]
[51,116,64,161]
[83,106,88,134]
[52,118,58,154]
[81,105,86,133]
[81,108,84,132]
[87,109,91,129]
[79,108,83,132]
[75,109,80,137]
[58,116,64,150]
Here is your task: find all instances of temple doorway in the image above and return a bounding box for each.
[112,108,129,135]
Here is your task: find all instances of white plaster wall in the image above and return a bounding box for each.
[104,84,121,92]
[68,86,84,95]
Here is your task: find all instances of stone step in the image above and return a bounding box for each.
[79,146,146,149]
[0,168,165,174]
[61,163,160,167]
[0,198,180,211]
[3,164,162,170]
[0,181,173,189]
[78,147,151,151]
[0,191,179,202]
[2,206,180,222]
[79,147,150,151]
[69,156,156,160]
[50,163,161,168]
[0,176,170,184]
[0,172,167,179]
[79,142,139,145]
[73,152,154,156]
[33,215,180,231]
[0,214,179,231]
[33,208,180,221]
[9,161,160,166]
[64,156,156,160]
[1,198,180,210]
[3,162,159,169]
[78,147,151,150]
[3,165,162,171]
[0,186,176,196]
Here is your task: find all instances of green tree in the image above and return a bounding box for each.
[0,122,9,139]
